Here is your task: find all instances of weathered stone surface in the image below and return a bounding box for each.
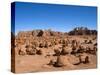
[11,28,97,73]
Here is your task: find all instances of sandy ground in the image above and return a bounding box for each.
[12,35,97,73]
[15,54,97,73]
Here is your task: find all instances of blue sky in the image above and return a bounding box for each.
[13,2,97,34]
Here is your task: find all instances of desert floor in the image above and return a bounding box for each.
[13,35,97,73]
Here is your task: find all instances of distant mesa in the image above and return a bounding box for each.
[14,27,97,37]
[68,27,97,35]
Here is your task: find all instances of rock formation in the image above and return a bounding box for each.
[11,27,97,73]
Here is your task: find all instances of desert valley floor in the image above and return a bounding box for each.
[11,28,97,73]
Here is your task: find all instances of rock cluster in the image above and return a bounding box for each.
[11,27,97,68]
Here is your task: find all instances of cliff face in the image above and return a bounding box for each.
[16,29,65,38]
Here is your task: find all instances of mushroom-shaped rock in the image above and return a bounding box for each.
[53,49,61,56]
[68,55,80,65]
[53,56,64,67]
[61,48,68,55]
[83,56,90,64]
[18,49,26,55]
[53,55,75,68]
[26,47,36,55]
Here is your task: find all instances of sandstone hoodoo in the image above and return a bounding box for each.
[11,27,97,73]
